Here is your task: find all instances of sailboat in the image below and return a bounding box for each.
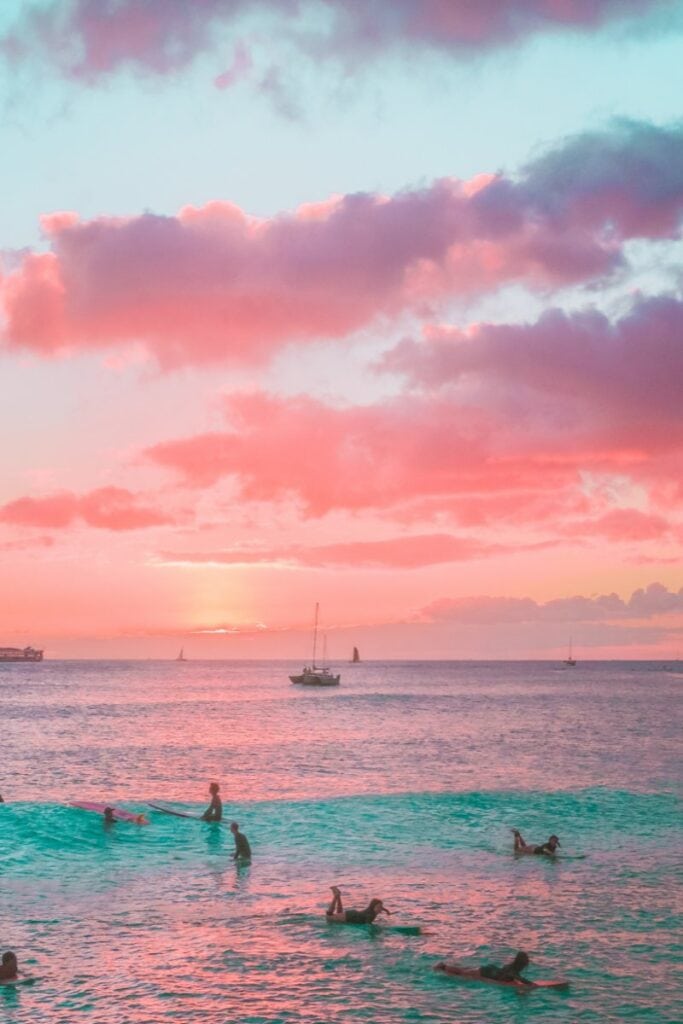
[176,648,186,661]
[564,638,576,667]
[351,646,360,663]
[290,604,340,686]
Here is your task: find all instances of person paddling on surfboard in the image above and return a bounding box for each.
[436,951,533,985]
[0,952,18,981]
[201,782,223,822]
[512,829,560,856]
[230,821,251,863]
[325,886,391,925]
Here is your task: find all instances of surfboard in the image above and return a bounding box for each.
[70,801,149,824]
[387,925,429,936]
[436,964,568,989]
[147,801,201,819]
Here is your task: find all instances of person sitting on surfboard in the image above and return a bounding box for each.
[0,952,18,981]
[325,886,391,924]
[435,951,535,986]
[201,782,222,822]
[512,829,560,856]
[230,821,251,862]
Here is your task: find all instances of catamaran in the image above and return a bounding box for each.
[290,604,340,686]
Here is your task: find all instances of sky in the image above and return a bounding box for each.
[1,0,682,660]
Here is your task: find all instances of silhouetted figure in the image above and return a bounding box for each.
[512,829,560,856]
[230,821,251,862]
[202,782,223,822]
[435,950,533,985]
[0,951,18,981]
[325,886,391,924]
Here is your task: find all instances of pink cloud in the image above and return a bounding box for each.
[160,533,509,570]
[382,292,683,458]
[2,122,682,367]
[422,582,683,624]
[214,42,252,90]
[141,386,668,526]
[145,390,504,513]
[322,1,672,56]
[0,535,55,551]
[0,487,174,530]
[0,1,669,81]
[561,509,672,542]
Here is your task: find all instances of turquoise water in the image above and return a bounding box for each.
[1,660,681,1022]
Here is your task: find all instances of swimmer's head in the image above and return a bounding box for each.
[512,951,530,970]
[104,807,115,821]
[230,821,239,833]
[209,782,220,795]
[2,951,18,973]
[548,835,560,849]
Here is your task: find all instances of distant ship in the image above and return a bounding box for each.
[0,646,44,662]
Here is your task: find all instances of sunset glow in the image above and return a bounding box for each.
[1,0,682,659]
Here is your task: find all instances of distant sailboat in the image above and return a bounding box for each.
[176,648,186,661]
[564,638,576,667]
[351,646,360,663]
[290,604,340,686]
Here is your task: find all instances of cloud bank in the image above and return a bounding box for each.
[0,487,174,530]
[159,533,513,570]
[1,1,671,82]
[421,582,683,624]
[139,282,683,525]
[2,121,682,368]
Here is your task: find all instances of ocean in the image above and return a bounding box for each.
[1,659,681,1023]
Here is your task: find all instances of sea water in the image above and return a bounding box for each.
[1,660,681,1023]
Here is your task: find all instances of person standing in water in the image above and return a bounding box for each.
[230,821,251,863]
[325,886,391,924]
[202,782,222,822]
[512,829,560,856]
[103,807,115,826]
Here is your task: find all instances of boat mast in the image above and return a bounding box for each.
[312,602,319,668]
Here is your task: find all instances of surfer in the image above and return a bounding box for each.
[325,886,391,924]
[103,807,115,825]
[436,951,533,985]
[230,821,251,862]
[0,952,18,981]
[201,782,223,822]
[512,829,560,856]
